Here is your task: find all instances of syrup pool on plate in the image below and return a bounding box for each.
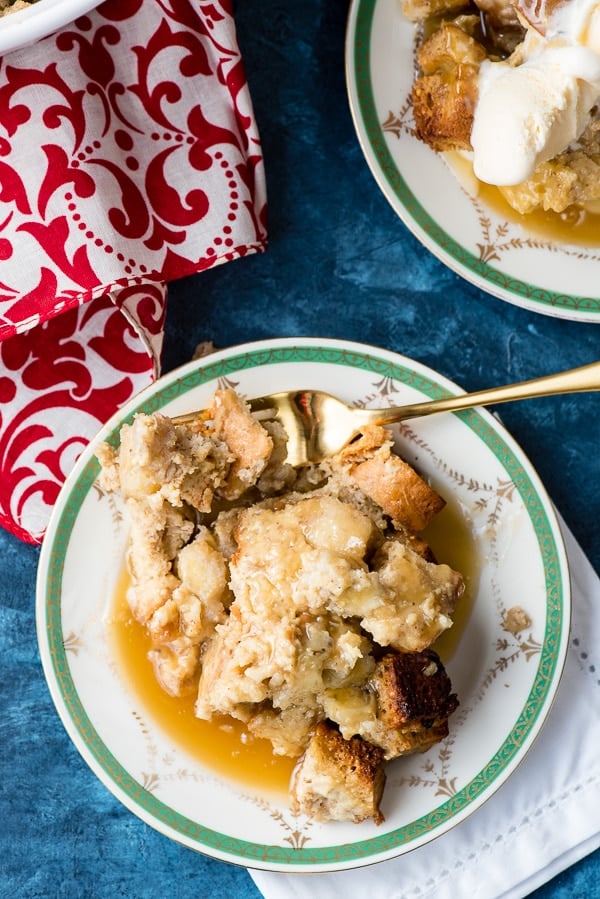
[109,570,295,797]
[108,496,479,795]
[446,150,600,248]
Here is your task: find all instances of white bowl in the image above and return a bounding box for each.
[0,0,102,55]
[36,337,570,872]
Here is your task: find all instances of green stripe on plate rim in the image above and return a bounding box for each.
[44,344,565,866]
[352,0,600,317]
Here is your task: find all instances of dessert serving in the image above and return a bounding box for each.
[0,0,35,15]
[36,340,570,868]
[97,387,464,825]
[346,1,600,320]
[407,0,600,215]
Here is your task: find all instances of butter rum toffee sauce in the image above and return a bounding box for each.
[110,572,295,796]
[447,151,600,247]
[108,498,478,796]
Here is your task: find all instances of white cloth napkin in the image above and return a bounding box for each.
[250,516,600,899]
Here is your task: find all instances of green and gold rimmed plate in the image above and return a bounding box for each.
[345,0,600,322]
[36,338,570,872]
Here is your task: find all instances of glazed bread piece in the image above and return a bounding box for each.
[0,0,33,15]
[292,650,458,824]
[367,650,459,757]
[209,387,274,499]
[412,22,486,153]
[96,388,273,509]
[322,649,459,759]
[403,0,520,24]
[327,425,446,532]
[499,120,600,213]
[96,389,274,696]
[194,493,382,755]
[401,0,467,20]
[290,721,386,825]
[367,538,463,651]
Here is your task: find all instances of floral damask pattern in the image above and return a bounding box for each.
[0,0,267,542]
[0,287,166,541]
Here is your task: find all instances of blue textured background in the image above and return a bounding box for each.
[2,1,599,896]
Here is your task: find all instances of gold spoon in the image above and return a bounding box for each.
[174,359,600,466]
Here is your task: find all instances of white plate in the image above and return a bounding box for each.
[36,337,570,872]
[0,0,102,55]
[345,0,600,322]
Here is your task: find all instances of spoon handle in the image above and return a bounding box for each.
[375,359,600,422]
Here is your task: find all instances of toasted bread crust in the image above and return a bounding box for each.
[323,648,459,760]
[350,449,445,531]
[291,721,386,824]
[412,23,486,153]
[209,388,274,498]
[336,426,445,532]
[372,650,459,756]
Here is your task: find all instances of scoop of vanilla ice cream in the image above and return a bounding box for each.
[471,42,600,185]
[552,0,600,52]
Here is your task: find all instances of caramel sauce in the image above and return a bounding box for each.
[422,496,479,663]
[109,569,294,796]
[447,150,600,247]
[108,498,478,794]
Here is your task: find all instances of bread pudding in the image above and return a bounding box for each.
[406,0,600,215]
[97,388,463,825]
[0,0,34,15]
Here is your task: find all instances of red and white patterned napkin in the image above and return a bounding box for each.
[0,0,267,543]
